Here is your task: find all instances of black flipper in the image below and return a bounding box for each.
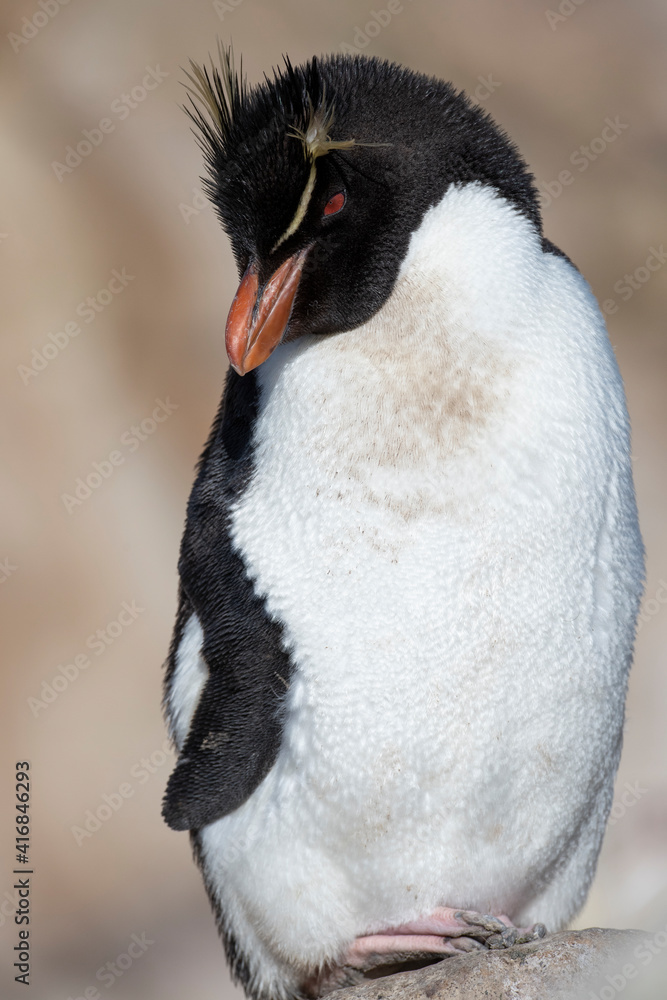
[162,369,293,831]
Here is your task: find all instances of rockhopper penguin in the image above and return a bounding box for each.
[162,45,645,999]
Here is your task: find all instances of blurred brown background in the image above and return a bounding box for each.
[1,1,666,997]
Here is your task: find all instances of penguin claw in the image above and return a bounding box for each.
[448,935,487,953]
[515,922,548,944]
[454,910,547,949]
[455,910,507,934]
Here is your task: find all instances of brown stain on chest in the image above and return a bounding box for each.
[309,272,514,521]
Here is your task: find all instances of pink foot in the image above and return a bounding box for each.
[344,906,547,969]
[304,908,547,996]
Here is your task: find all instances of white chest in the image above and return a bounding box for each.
[229,215,623,785]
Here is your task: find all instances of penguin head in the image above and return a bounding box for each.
[186,46,541,374]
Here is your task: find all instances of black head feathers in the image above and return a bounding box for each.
[183,41,247,167]
[181,48,545,338]
[184,45,385,175]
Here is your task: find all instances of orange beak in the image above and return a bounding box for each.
[225,249,308,375]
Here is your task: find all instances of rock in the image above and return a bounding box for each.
[325,928,658,1000]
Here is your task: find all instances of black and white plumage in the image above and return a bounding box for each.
[162,48,644,1000]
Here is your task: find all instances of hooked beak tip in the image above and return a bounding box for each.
[225,249,308,374]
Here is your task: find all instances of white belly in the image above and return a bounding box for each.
[196,186,644,994]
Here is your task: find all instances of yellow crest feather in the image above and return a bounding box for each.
[287,93,387,162]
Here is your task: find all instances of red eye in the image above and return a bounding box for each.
[323,191,346,216]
